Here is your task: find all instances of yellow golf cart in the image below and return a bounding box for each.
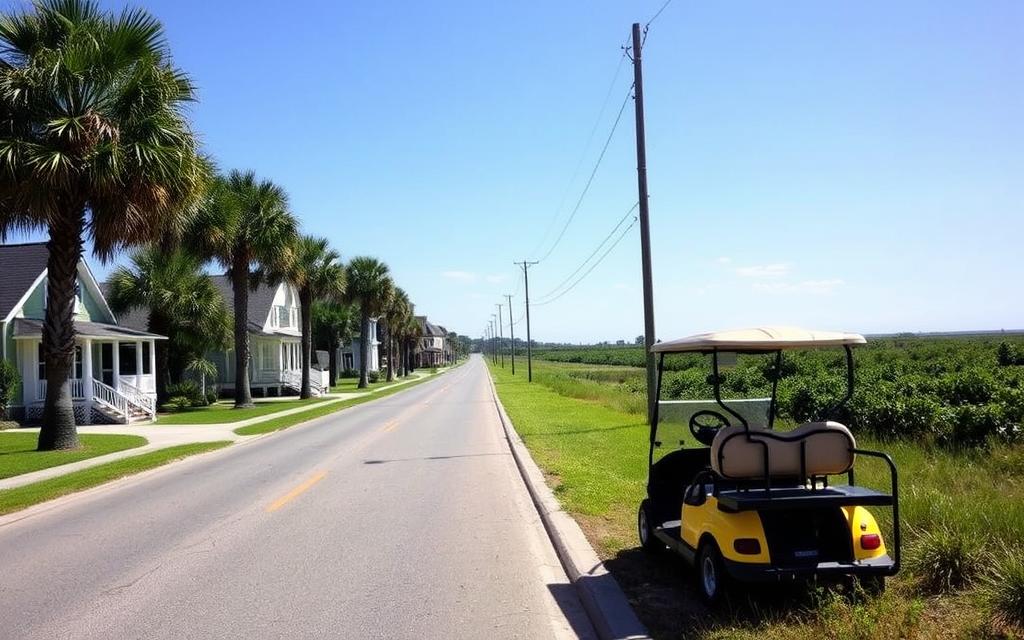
[636,327,900,603]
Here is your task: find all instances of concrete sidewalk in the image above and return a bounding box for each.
[0,370,438,492]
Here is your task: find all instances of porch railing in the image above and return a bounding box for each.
[117,379,157,420]
[281,369,326,395]
[92,379,129,423]
[36,379,85,401]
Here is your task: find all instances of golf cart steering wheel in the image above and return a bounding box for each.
[689,410,731,446]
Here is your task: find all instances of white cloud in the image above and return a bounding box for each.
[734,263,791,278]
[716,256,732,264]
[752,279,845,295]
[441,270,479,283]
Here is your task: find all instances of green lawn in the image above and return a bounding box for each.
[331,376,410,393]
[0,432,147,480]
[488,360,1024,639]
[157,397,329,424]
[234,372,440,436]
[0,441,231,515]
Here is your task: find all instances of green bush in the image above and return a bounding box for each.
[908,526,990,594]
[340,368,358,379]
[367,370,381,383]
[983,549,1024,633]
[166,380,206,407]
[0,359,19,417]
[205,390,218,405]
[162,396,192,413]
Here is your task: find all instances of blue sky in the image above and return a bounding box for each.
[9,0,1023,342]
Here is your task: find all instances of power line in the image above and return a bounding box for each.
[533,218,638,307]
[529,52,631,260]
[534,201,639,302]
[646,0,675,29]
[533,83,635,263]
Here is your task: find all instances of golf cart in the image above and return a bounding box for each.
[636,327,900,603]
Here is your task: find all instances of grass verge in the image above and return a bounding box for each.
[233,372,441,436]
[488,359,1024,639]
[157,397,330,425]
[0,432,147,480]
[0,441,231,515]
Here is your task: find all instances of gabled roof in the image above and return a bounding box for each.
[416,315,447,337]
[208,274,283,334]
[0,243,50,321]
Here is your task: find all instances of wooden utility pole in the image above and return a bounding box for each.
[505,294,515,375]
[631,22,658,426]
[515,260,538,382]
[496,303,505,368]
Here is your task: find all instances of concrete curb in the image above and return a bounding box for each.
[486,372,651,640]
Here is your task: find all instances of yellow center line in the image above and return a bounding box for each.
[266,471,327,513]
[382,419,399,432]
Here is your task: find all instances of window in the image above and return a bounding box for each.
[119,343,137,375]
[142,342,151,374]
[37,343,45,381]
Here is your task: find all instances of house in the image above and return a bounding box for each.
[337,317,381,374]
[415,316,451,368]
[0,243,161,424]
[206,275,327,397]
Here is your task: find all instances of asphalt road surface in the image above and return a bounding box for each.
[0,355,594,639]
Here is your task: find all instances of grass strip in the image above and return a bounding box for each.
[234,373,441,436]
[0,441,231,515]
[157,397,330,425]
[0,433,148,479]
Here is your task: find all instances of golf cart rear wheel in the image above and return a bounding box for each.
[696,540,728,604]
[638,500,662,554]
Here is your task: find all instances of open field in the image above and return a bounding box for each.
[488,340,1024,639]
[0,432,147,479]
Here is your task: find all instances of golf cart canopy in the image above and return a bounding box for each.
[650,326,866,354]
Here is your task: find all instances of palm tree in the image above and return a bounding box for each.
[107,248,231,405]
[184,356,218,404]
[191,171,297,408]
[382,288,411,382]
[313,300,356,387]
[0,1,207,450]
[344,257,393,389]
[280,236,346,398]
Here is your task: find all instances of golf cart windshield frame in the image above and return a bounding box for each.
[648,345,856,466]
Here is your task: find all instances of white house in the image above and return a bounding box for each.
[0,243,161,424]
[338,317,381,374]
[207,276,328,397]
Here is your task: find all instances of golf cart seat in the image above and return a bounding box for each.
[710,421,856,481]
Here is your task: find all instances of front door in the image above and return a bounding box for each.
[100,343,114,386]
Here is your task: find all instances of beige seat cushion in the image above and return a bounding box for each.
[710,421,856,480]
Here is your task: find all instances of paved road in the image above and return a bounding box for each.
[0,356,593,639]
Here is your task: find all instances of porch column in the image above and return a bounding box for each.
[81,338,93,423]
[148,340,156,383]
[112,341,120,389]
[135,340,143,383]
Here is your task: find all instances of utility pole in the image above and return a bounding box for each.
[505,294,515,375]
[515,260,538,382]
[496,303,505,368]
[490,315,498,364]
[631,22,658,426]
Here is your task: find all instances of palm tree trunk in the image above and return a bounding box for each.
[358,309,370,389]
[231,263,254,408]
[299,287,313,399]
[327,334,338,388]
[149,311,172,406]
[385,321,395,382]
[38,212,84,451]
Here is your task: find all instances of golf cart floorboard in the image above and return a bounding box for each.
[716,485,892,511]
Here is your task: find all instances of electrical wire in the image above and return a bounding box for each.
[533,218,638,307]
[646,0,674,29]
[534,201,639,302]
[532,83,634,263]
[528,52,630,260]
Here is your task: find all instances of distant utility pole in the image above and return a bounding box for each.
[496,303,505,368]
[491,315,498,364]
[515,260,538,382]
[505,294,516,375]
[631,22,658,426]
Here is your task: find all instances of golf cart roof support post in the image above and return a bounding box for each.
[822,345,856,420]
[768,350,782,429]
[712,349,749,429]
[649,352,665,470]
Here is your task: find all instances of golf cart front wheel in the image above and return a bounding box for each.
[696,540,728,604]
[637,500,662,554]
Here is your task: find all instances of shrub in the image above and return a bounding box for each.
[340,368,359,379]
[983,549,1024,633]
[908,526,989,594]
[162,396,192,413]
[367,370,381,383]
[166,380,206,407]
[205,390,219,405]
[0,359,19,417]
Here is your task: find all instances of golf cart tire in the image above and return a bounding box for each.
[638,499,663,554]
[696,539,728,605]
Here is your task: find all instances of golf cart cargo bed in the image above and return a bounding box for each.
[717,485,892,512]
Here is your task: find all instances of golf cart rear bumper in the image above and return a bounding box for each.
[723,555,896,582]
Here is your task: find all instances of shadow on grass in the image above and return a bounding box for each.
[604,546,837,639]
[526,423,645,437]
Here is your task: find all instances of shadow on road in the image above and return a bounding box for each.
[363,452,510,465]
